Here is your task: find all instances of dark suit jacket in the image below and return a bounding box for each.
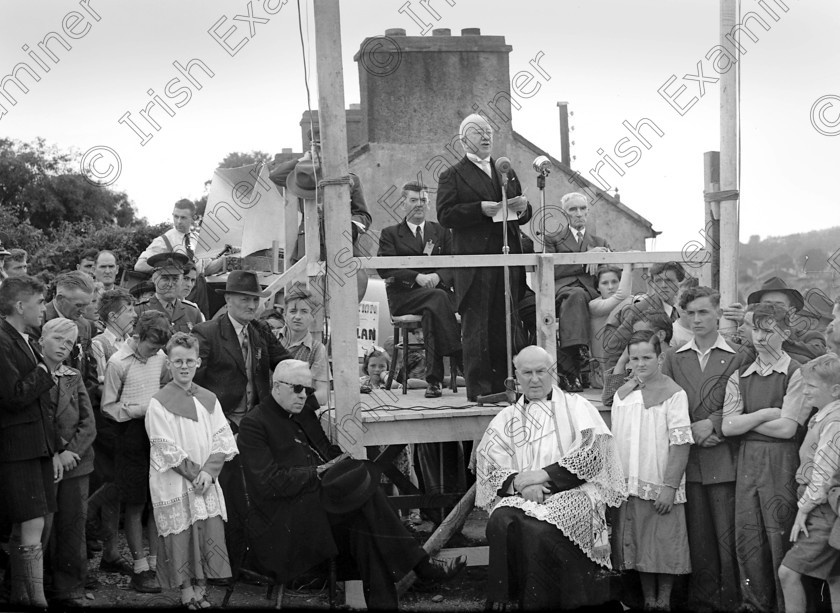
[0,319,58,463]
[136,294,202,334]
[544,228,611,300]
[52,366,96,478]
[436,156,532,310]
[377,219,454,305]
[192,316,291,419]
[238,394,342,582]
[660,338,750,484]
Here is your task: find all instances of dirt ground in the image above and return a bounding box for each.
[1,511,490,611]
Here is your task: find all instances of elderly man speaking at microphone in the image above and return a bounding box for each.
[436,113,532,401]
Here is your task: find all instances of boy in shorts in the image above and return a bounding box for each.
[779,353,840,611]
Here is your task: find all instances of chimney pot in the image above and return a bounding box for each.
[432,28,451,36]
[385,28,406,36]
[281,148,292,154]
[349,103,361,110]
[461,28,481,36]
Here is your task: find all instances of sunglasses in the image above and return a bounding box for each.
[274,380,315,395]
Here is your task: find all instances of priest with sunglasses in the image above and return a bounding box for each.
[238,360,466,610]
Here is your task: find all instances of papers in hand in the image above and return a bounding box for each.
[492,196,525,223]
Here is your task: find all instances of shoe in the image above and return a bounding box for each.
[576,344,591,365]
[86,539,102,553]
[580,371,590,389]
[424,382,442,398]
[54,594,90,608]
[415,554,467,585]
[566,375,583,393]
[130,570,162,594]
[99,557,133,576]
[557,373,571,392]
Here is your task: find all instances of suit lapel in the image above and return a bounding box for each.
[456,157,499,201]
[399,220,421,255]
[220,316,247,375]
[54,376,72,419]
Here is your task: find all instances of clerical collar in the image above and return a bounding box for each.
[524,390,553,405]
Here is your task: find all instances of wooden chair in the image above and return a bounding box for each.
[386,315,459,394]
[222,462,337,609]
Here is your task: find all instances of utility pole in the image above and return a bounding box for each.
[719,0,740,331]
[314,0,364,458]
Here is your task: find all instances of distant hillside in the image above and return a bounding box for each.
[736,225,840,302]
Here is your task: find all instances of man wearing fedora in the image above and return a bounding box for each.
[192,269,293,578]
[238,360,466,610]
[723,276,820,364]
[135,252,202,334]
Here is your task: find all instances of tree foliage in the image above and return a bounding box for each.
[0,138,137,230]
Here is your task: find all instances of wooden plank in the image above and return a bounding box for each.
[361,414,497,446]
[535,253,558,365]
[261,257,308,298]
[358,250,706,270]
[396,484,477,596]
[314,0,363,459]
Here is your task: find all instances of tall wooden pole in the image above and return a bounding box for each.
[314,0,364,458]
[719,0,740,331]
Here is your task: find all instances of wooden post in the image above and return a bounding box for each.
[719,0,740,333]
[535,253,558,369]
[314,0,363,458]
[284,189,298,273]
[702,151,720,289]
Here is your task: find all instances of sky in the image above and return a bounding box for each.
[2,0,838,251]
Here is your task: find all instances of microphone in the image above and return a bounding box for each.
[495,157,512,175]
[495,157,511,189]
[532,155,552,175]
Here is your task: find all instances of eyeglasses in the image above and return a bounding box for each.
[274,380,315,395]
[169,359,198,368]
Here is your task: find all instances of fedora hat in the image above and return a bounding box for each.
[319,458,381,514]
[286,159,320,200]
[747,276,804,311]
[215,270,269,298]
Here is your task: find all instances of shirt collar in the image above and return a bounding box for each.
[741,351,791,377]
[523,389,554,405]
[573,227,586,239]
[287,331,313,350]
[406,220,426,235]
[466,152,492,168]
[814,399,840,422]
[676,333,735,355]
[54,364,76,377]
[227,314,247,337]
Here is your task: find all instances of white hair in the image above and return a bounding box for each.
[513,345,552,370]
[560,192,589,209]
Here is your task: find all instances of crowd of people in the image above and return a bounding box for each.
[1,110,840,612]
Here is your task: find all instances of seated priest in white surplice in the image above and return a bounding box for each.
[475,345,627,611]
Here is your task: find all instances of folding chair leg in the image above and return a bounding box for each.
[386,327,399,391]
[275,584,284,609]
[402,328,410,395]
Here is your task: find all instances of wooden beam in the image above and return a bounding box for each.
[396,484,477,596]
[535,253,558,365]
[719,0,740,333]
[358,250,707,270]
[261,257,308,298]
[314,0,364,458]
[703,151,720,289]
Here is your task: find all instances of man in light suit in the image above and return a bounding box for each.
[544,192,611,392]
[660,285,750,612]
[378,181,461,398]
[436,114,532,401]
[191,270,293,577]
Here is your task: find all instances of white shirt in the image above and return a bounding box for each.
[466,152,492,178]
[227,314,248,347]
[406,220,426,239]
[675,333,735,371]
[136,228,207,274]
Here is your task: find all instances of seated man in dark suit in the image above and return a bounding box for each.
[238,360,466,610]
[544,192,611,391]
[377,181,462,399]
[191,270,293,577]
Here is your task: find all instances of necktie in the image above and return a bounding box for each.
[240,327,254,410]
[415,226,424,251]
[240,328,250,366]
[575,231,582,247]
[184,233,195,260]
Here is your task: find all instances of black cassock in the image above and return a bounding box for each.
[486,467,620,611]
[237,396,428,610]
